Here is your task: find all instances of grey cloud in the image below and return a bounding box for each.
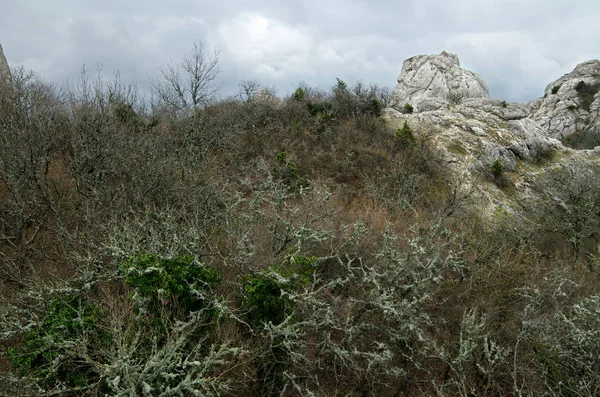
[1,0,599,103]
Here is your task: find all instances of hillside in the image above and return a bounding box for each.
[1,45,600,396]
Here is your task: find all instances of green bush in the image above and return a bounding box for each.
[241,255,317,327]
[574,80,600,111]
[122,253,222,316]
[403,103,414,114]
[275,150,287,164]
[362,98,383,117]
[491,159,504,179]
[8,294,108,389]
[551,85,561,94]
[395,120,415,148]
[273,151,310,192]
[501,100,508,108]
[241,255,317,396]
[562,128,600,150]
[292,87,306,102]
[306,101,333,117]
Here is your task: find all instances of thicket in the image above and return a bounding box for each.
[1,44,600,396]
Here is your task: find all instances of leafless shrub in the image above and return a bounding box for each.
[446,89,469,105]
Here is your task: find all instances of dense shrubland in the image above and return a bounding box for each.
[1,44,600,396]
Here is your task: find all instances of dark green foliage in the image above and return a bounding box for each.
[395,120,415,148]
[362,98,383,117]
[242,274,287,327]
[491,159,504,179]
[306,101,333,118]
[574,80,600,111]
[403,103,414,114]
[241,255,317,396]
[241,255,317,327]
[562,128,600,149]
[122,253,222,315]
[111,99,142,127]
[292,116,303,134]
[292,87,306,102]
[534,344,580,397]
[8,294,108,389]
[332,78,355,117]
[286,254,318,284]
[501,100,508,108]
[275,150,287,164]
[551,85,561,94]
[272,151,310,192]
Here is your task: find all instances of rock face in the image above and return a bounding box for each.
[390,51,490,113]
[528,60,600,143]
[384,52,600,219]
[0,43,10,84]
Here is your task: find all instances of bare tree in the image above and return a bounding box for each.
[539,167,600,261]
[238,79,261,103]
[152,41,220,114]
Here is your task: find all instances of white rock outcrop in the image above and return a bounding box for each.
[390,51,490,113]
[0,43,10,84]
[528,60,600,140]
[384,52,600,219]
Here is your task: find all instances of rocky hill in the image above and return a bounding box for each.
[385,51,600,220]
[528,60,600,147]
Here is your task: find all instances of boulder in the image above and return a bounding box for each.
[389,51,490,113]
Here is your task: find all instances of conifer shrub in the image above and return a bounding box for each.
[360,98,383,117]
[403,103,414,114]
[490,159,513,189]
[292,87,306,102]
[395,120,415,149]
[491,159,504,179]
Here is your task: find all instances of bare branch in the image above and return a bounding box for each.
[152,41,219,115]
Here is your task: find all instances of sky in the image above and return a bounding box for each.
[1,0,599,103]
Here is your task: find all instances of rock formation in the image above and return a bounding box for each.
[0,43,10,84]
[528,60,600,145]
[389,51,490,113]
[384,52,600,219]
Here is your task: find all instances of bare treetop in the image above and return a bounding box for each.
[152,41,220,114]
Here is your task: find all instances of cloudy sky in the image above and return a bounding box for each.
[1,0,599,102]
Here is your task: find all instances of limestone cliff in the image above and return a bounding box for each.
[528,60,600,147]
[389,51,490,113]
[384,52,600,220]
